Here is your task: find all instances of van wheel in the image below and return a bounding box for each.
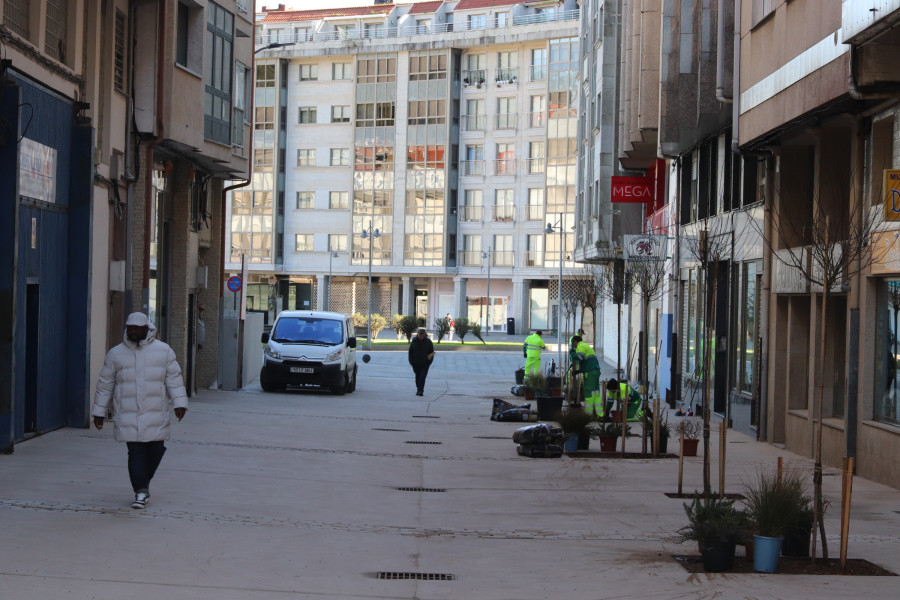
[261,377,283,393]
[331,375,348,395]
[348,366,357,393]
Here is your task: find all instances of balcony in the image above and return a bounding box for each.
[491,158,517,176]
[460,160,485,176]
[460,205,484,222]
[460,250,484,267]
[494,113,518,131]
[523,251,543,267]
[492,251,515,267]
[527,111,547,128]
[526,158,545,175]
[493,68,519,85]
[529,65,547,82]
[461,70,487,88]
[254,10,579,47]
[462,114,486,131]
[491,205,515,222]
[524,204,543,221]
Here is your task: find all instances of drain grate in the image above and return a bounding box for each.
[376,571,455,581]
[395,487,447,493]
[372,428,410,432]
[412,415,440,418]
[404,440,442,445]
[473,436,509,440]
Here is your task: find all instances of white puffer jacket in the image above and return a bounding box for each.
[92,321,188,442]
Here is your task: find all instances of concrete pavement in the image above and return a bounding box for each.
[2,351,900,599]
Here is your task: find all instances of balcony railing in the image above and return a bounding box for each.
[460,205,483,222]
[460,160,485,176]
[492,251,515,267]
[524,204,544,221]
[491,158,517,176]
[526,158,545,174]
[523,251,543,267]
[460,250,484,267]
[254,10,578,47]
[527,111,547,128]
[462,114,486,131]
[461,70,487,87]
[491,205,515,222]
[529,65,547,82]
[495,113,517,130]
[493,68,519,85]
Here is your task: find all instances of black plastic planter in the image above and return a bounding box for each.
[700,539,736,572]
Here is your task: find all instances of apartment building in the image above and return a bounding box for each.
[0,0,252,451]
[236,0,581,339]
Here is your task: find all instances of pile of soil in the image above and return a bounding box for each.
[673,555,896,576]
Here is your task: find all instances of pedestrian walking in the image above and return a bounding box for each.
[523,329,546,376]
[446,312,455,341]
[92,312,188,509]
[408,327,435,396]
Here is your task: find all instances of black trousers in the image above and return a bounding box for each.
[126,441,167,493]
[412,363,431,393]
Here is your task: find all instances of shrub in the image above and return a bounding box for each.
[471,322,486,344]
[678,494,749,543]
[434,316,451,343]
[453,317,472,343]
[743,468,812,539]
[370,313,387,340]
[351,312,367,328]
[391,313,404,335]
[398,315,419,341]
[673,418,703,440]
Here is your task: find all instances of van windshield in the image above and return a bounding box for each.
[272,317,344,345]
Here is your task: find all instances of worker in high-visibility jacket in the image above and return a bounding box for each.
[523,330,546,376]
[569,335,600,392]
[604,378,645,421]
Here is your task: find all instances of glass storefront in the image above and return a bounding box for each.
[875,278,900,426]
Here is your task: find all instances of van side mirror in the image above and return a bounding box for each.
[261,332,270,343]
[348,337,357,349]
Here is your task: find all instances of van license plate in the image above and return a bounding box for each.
[290,367,314,374]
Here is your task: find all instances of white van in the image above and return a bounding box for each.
[260,310,358,394]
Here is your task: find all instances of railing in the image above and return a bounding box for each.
[461,70,487,87]
[462,114,486,131]
[529,65,547,81]
[491,205,515,222]
[527,111,547,128]
[460,250,484,267]
[524,204,544,221]
[492,251,515,267]
[491,158,517,176]
[493,68,519,84]
[460,160,485,176]
[254,10,578,47]
[460,205,483,222]
[523,251,543,267]
[526,158,545,175]
[495,113,517,130]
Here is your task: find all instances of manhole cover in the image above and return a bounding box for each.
[412,415,440,418]
[405,441,442,445]
[395,487,446,493]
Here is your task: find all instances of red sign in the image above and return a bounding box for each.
[611,176,654,203]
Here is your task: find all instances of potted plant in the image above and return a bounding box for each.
[673,418,702,456]
[678,493,749,572]
[555,407,596,451]
[645,417,671,454]
[743,468,812,573]
[590,421,631,452]
[522,372,546,401]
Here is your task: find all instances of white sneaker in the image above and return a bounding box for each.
[131,491,149,509]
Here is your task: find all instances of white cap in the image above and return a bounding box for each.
[125,312,150,327]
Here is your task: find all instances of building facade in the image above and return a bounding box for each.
[237,0,582,343]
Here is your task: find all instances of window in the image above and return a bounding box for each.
[409,53,447,80]
[233,62,250,146]
[204,2,233,144]
[114,10,127,92]
[875,279,900,426]
[496,51,518,82]
[497,97,516,129]
[295,234,313,252]
[297,149,315,166]
[330,148,350,166]
[416,19,431,34]
[298,106,317,124]
[333,62,352,80]
[4,0,30,39]
[357,56,396,83]
[45,0,69,63]
[328,234,347,252]
[496,12,509,28]
[329,191,349,209]
[527,188,544,220]
[355,102,395,127]
[525,234,543,266]
[468,14,486,30]
[294,27,311,41]
[529,95,546,127]
[462,234,482,265]
[531,48,547,81]
[406,145,445,169]
[752,0,776,26]
[496,143,515,175]
[296,192,314,209]
[528,142,545,174]
[354,146,394,171]
[331,105,351,123]
[494,234,513,266]
[465,99,485,130]
[408,100,446,125]
[463,54,486,86]
[737,262,758,396]
[464,145,484,176]
[299,64,318,81]
[494,189,514,221]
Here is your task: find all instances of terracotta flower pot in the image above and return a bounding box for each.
[599,436,617,452]
[681,438,699,456]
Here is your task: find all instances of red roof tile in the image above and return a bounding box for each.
[453,0,522,11]
[262,4,395,23]
[408,1,444,15]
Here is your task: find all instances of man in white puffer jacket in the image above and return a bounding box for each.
[92,312,188,509]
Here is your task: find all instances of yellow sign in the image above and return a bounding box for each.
[884,169,900,221]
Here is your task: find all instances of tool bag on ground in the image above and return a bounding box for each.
[512,423,564,444]
[491,398,531,419]
[510,384,527,397]
[494,408,539,422]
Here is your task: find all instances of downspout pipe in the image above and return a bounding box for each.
[715,0,732,104]
[731,0,741,154]
[142,0,166,314]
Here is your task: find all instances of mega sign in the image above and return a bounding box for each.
[611,176,654,203]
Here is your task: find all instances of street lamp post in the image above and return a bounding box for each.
[482,247,492,336]
[327,250,338,311]
[254,41,296,55]
[361,222,381,350]
[544,213,564,375]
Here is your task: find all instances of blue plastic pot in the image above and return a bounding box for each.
[753,534,783,573]
[563,433,579,452]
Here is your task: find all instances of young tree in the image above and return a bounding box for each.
[433,316,451,343]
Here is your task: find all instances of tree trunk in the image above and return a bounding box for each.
[811,289,829,560]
